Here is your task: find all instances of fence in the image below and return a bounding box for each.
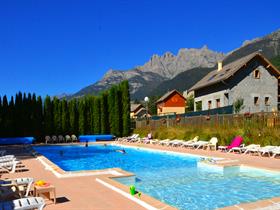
[135,111,280,130]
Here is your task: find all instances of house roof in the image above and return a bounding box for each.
[189,52,280,91]
[130,104,143,112]
[156,89,186,104]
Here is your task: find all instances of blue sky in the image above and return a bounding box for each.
[0,0,279,98]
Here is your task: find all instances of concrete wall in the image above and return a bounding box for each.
[194,89,229,111]
[193,59,278,113]
[231,65,278,113]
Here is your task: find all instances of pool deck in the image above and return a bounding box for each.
[1,141,280,210]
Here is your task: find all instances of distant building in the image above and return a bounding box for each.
[130,104,149,118]
[156,89,186,115]
[189,52,280,113]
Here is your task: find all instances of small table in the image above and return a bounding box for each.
[34,184,56,204]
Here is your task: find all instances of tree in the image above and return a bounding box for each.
[186,94,194,112]
[44,96,53,135]
[35,96,43,137]
[93,97,101,134]
[146,95,159,115]
[69,99,78,135]
[2,95,8,136]
[233,98,245,114]
[100,93,109,134]
[78,99,85,135]
[61,99,69,134]
[121,81,130,136]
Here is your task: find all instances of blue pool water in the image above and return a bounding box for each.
[33,145,280,210]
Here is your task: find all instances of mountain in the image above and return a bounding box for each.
[224,29,280,64]
[71,46,224,99]
[147,66,215,98]
[148,29,280,98]
[69,29,280,100]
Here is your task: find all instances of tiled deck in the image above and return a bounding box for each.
[1,142,280,210]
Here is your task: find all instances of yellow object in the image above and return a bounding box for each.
[35,180,46,186]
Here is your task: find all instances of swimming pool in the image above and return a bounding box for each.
[33,145,280,210]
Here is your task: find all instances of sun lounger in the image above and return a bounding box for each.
[71,134,78,142]
[0,177,34,197]
[189,140,209,149]
[65,135,71,143]
[181,136,199,148]
[202,137,218,150]
[58,135,65,143]
[159,139,170,146]
[45,136,51,144]
[259,146,278,157]
[242,144,261,154]
[272,147,280,158]
[149,139,160,144]
[0,156,16,163]
[0,197,45,210]
[218,136,243,152]
[0,150,6,156]
[0,160,20,173]
[170,140,184,147]
[51,136,58,144]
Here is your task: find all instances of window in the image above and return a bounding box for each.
[254,97,259,106]
[254,69,260,79]
[207,74,217,81]
[216,99,220,108]
[265,97,270,106]
[208,100,212,109]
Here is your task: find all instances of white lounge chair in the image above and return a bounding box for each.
[159,139,170,146]
[0,150,6,156]
[51,135,58,143]
[0,160,20,173]
[58,135,65,143]
[181,136,199,148]
[203,137,218,150]
[65,135,71,143]
[71,134,78,142]
[0,177,34,197]
[242,144,261,154]
[272,147,280,158]
[0,197,45,210]
[0,156,16,163]
[259,146,278,157]
[45,136,51,144]
[170,140,184,147]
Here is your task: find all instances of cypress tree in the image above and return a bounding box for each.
[61,99,69,135]
[100,93,109,134]
[53,97,61,134]
[108,86,116,135]
[44,96,53,135]
[36,96,43,138]
[84,96,92,134]
[89,96,95,134]
[78,99,85,135]
[0,96,2,136]
[115,87,122,136]
[69,99,78,135]
[7,96,15,136]
[121,81,130,136]
[93,97,101,134]
[2,95,8,136]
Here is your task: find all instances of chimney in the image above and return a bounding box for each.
[217,61,223,72]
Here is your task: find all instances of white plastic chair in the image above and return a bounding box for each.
[0,197,45,210]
